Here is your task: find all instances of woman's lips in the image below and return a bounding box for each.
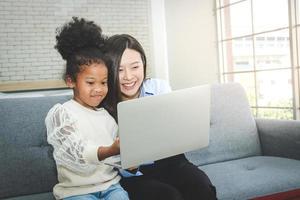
[122,82,136,90]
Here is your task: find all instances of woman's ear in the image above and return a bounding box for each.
[66,76,75,88]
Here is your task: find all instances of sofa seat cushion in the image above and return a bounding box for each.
[3,192,54,200]
[200,156,300,200]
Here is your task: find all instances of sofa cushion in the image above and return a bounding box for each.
[0,95,70,199]
[185,83,261,165]
[3,192,54,200]
[200,156,300,200]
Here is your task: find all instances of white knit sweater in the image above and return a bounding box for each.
[45,99,120,199]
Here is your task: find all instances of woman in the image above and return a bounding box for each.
[104,34,217,200]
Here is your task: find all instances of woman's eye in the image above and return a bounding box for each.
[119,68,124,72]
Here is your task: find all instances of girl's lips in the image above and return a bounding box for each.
[91,95,103,101]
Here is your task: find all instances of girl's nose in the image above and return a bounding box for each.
[94,85,104,93]
[94,88,101,94]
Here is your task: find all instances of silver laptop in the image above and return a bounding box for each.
[104,84,210,169]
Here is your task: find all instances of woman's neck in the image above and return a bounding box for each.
[121,90,141,101]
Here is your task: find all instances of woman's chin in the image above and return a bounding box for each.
[121,90,140,100]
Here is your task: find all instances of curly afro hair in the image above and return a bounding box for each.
[55,17,106,60]
[54,17,116,113]
[54,17,110,83]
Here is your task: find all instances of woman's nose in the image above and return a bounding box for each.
[123,68,133,80]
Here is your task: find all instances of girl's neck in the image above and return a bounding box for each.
[72,97,97,111]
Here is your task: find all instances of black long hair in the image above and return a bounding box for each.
[103,34,147,119]
[54,17,115,113]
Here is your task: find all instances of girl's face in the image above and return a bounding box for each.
[119,48,144,100]
[67,63,108,109]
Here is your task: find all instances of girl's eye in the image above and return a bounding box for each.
[87,81,94,85]
[102,81,107,85]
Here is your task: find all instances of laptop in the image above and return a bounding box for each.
[103,84,211,169]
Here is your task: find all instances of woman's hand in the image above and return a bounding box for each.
[126,166,139,174]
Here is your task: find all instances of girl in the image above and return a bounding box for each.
[104,34,217,200]
[45,17,129,200]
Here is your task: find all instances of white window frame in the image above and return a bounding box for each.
[216,0,300,120]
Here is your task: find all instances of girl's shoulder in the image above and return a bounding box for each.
[142,78,172,96]
[47,99,71,112]
[45,100,74,122]
[47,103,65,117]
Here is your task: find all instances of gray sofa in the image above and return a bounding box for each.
[1,83,300,200]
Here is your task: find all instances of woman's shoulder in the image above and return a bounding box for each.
[143,78,169,86]
[142,78,172,96]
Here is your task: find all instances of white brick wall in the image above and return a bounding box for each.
[0,0,151,83]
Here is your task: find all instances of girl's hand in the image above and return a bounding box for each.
[109,137,120,155]
[97,137,120,160]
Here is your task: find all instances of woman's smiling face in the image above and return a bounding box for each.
[119,48,145,100]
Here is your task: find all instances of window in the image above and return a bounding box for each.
[216,0,300,120]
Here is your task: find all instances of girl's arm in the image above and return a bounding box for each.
[45,104,97,174]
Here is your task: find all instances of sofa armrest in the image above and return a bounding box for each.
[255,118,300,160]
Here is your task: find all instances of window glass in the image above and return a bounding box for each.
[254,29,291,70]
[251,107,257,117]
[225,72,256,105]
[257,108,293,120]
[220,0,244,7]
[297,0,300,25]
[253,0,288,33]
[221,1,252,39]
[222,37,254,72]
[217,0,299,120]
[256,69,293,108]
[298,27,300,66]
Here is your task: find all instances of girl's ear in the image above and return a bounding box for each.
[66,76,75,88]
